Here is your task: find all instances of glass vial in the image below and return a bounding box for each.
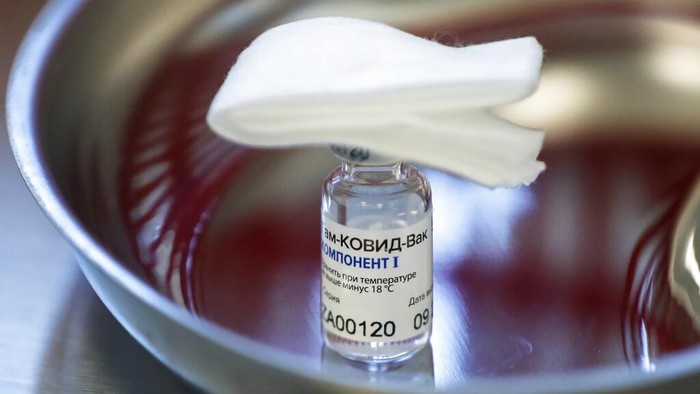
[321,146,433,365]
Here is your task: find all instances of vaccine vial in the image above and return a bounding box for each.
[321,146,433,365]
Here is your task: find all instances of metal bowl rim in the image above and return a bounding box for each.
[8,0,700,392]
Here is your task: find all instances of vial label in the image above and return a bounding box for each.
[321,213,433,342]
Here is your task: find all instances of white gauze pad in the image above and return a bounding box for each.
[207,17,545,187]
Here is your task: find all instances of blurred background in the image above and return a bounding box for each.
[0,1,196,392]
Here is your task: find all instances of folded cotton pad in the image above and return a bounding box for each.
[207,17,545,187]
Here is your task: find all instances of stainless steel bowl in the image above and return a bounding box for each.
[8,0,700,392]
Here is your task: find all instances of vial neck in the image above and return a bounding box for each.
[341,161,405,182]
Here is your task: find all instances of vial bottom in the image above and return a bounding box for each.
[323,329,431,366]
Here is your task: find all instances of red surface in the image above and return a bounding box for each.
[117,2,700,381]
[188,140,700,375]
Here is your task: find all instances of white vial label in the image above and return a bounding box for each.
[321,212,433,343]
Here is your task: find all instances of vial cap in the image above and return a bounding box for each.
[329,145,400,165]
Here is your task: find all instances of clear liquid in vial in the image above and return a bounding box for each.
[321,161,433,365]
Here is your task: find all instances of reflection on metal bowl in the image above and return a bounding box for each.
[8,0,700,392]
